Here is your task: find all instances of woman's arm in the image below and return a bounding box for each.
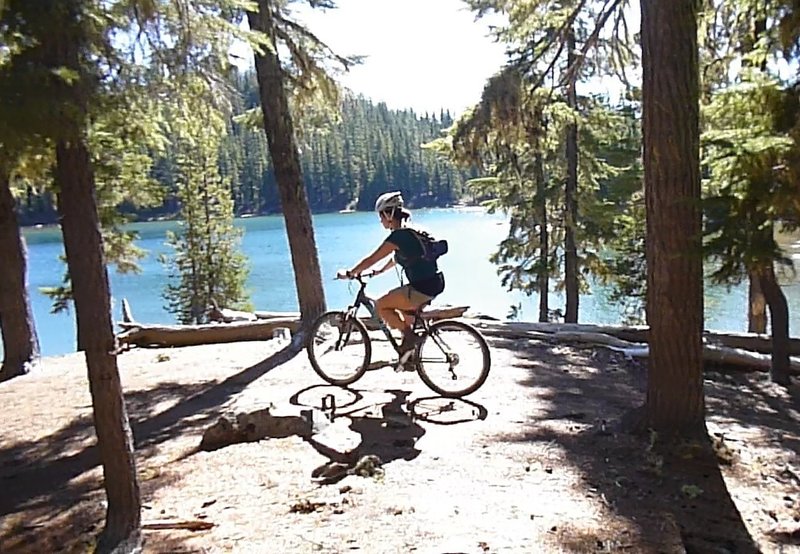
[374,258,396,275]
[348,241,397,276]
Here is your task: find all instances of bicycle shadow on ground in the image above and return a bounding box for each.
[289,385,487,484]
[408,395,488,425]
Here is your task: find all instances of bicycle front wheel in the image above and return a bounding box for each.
[307,311,372,386]
[416,320,491,397]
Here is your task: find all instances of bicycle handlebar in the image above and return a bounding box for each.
[335,270,378,282]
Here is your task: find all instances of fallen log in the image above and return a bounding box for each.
[468,322,800,375]
[121,298,135,323]
[469,320,649,343]
[703,332,800,356]
[117,318,300,348]
[116,306,470,348]
[254,310,301,320]
[703,344,800,372]
[468,320,800,356]
[115,298,797,373]
[552,330,643,350]
[208,299,257,322]
[605,342,800,375]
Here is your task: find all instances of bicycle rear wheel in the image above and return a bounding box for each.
[416,320,491,397]
[307,311,371,386]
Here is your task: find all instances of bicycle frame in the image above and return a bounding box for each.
[342,274,432,353]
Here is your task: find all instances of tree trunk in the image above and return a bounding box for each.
[247,0,326,328]
[51,6,142,544]
[748,271,767,334]
[0,164,40,382]
[57,139,142,552]
[743,15,772,338]
[564,29,579,324]
[641,0,705,435]
[758,263,792,385]
[534,152,549,323]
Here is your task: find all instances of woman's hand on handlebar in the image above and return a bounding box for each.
[336,269,377,280]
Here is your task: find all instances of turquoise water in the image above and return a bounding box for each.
[7,207,800,357]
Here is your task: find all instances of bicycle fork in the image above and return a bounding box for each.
[334,312,357,351]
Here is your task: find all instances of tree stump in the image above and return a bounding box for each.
[200,405,315,451]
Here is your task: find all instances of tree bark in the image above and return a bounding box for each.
[52,3,142,545]
[641,0,705,435]
[748,271,767,334]
[57,137,142,553]
[247,0,326,329]
[758,263,792,385]
[564,29,579,323]
[534,152,549,323]
[0,164,39,382]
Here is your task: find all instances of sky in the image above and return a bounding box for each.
[236,0,508,116]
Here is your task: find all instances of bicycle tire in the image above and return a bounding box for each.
[415,319,491,397]
[306,311,372,386]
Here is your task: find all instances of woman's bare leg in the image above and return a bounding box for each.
[376,288,418,332]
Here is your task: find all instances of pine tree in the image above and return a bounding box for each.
[699,0,800,385]
[463,0,637,322]
[0,0,144,548]
[161,83,250,324]
[703,79,798,386]
[433,64,641,324]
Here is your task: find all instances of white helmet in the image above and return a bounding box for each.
[374,191,404,213]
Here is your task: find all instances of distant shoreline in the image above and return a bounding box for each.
[20,202,488,232]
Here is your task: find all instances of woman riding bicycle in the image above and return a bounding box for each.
[343,191,445,353]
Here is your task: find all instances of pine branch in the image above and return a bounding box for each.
[556,0,627,90]
[273,11,358,71]
[519,0,587,88]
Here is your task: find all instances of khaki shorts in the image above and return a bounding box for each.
[396,284,433,305]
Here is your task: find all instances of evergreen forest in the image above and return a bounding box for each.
[15,74,474,226]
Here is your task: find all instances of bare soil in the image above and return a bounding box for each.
[0,329,799,553]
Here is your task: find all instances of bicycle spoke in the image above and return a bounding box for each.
[307,312,371,386]
[416,320,491,397]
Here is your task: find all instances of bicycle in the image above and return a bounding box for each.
[306,272,491,397]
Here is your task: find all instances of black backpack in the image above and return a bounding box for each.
[408,228,448,262]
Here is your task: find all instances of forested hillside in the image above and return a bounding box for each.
[15,71,475,226]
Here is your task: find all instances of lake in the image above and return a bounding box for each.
[6,207,800,358]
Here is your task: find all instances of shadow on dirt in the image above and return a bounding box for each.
[289,384,487,484]
[485,333,797,553]
[408,395,488,425]
[705,368,800,457]
[0,343,300,552]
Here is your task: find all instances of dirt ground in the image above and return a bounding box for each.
[1,324,799,553]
